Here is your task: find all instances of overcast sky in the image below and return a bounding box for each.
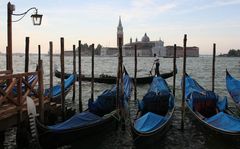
[0,0,240,54]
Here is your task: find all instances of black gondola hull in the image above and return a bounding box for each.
[37,112,119,148]
[186,104,240,141]
[131,114,173,148]
[55,69,176,84]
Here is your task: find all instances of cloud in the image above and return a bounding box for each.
[216,0,240,5]
[122,0,176,21]
[173,0,240,14]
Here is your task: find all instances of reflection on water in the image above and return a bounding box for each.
[1,55,240,148]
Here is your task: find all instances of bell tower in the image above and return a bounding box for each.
[117,16,123,47]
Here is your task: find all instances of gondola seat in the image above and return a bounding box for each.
[141,91,170,116]
[192,91,218,118]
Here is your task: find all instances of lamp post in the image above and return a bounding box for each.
[7,2,43,72]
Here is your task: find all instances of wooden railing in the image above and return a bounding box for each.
[0,71,39,106]
[0,70,12,75]
[0,60,44,122]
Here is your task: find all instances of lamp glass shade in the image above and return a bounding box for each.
[31,13,42,25]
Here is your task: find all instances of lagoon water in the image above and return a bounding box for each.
[1,55,240,149]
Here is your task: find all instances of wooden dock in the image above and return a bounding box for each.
[0,62,62,132]
[0,97,61,132]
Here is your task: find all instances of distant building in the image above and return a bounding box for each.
[164,46,199,57]
[63,44,102,56]
[100,18,199,57]
[64,48,92,56]
[101,47,118,56]
[123,33,165,57]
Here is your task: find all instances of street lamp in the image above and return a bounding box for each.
[7,2,43,72]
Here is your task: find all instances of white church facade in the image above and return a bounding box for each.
[123,33,166,57]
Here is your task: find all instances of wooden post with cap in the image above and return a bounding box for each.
[25,37,29,92]
[181,34,187,131]
[78,40,83,112]
[90,44,94,102]
[212,43,216,92]
[134,44,137,101]
[60,37,65,120]
[72,45,76,102]
[49,41,53,100]
[173,44,177,96]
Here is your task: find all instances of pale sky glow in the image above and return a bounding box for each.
[0,0,240,54]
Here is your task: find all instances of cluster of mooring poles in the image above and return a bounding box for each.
[22,36,91,122]
[48,38,91,120]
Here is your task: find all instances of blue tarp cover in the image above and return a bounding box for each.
[112,73,132,102]
[89,73,132,116]
[148,77,170,93]
[45,74,75,97]
[184,74,228,111]
[48,111,102,131]
[206,112,240,132]
[184,75,205,98]
[226,71,240,104]
[134,112,167,132]
[138,76,174,115]
[88,89,116,116]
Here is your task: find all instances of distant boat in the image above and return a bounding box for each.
[44,74,76,102]
[54,68,177,84]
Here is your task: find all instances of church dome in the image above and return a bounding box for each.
[141,33,150,42]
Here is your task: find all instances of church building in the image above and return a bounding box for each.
[101,18,199,57]
[123,33,166,57]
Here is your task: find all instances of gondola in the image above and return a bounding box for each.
[54,68,177,84]
[226,70,240,109]
[44,74,75,102]
[34,71,132,148]
[131,75,175,147]
[183,73,240,140]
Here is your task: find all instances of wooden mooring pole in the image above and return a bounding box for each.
[90,44,94,102]
[212,43,216,92]
[118,38,125,131]
[116,46,120,118]
[25,37,29,73]
[72,45,76,102]
[78,41,83,112]
[7,2,13,73]
[60,37,65,120]
[38,60,44,122]
[49,42,53,100]
[134,44,137,101]
[38,45,41,65]
[173,44,177,96]
[6,47,8,71]
[181,34,187,131]
[25,37,29,92]
[17,74,23,122]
